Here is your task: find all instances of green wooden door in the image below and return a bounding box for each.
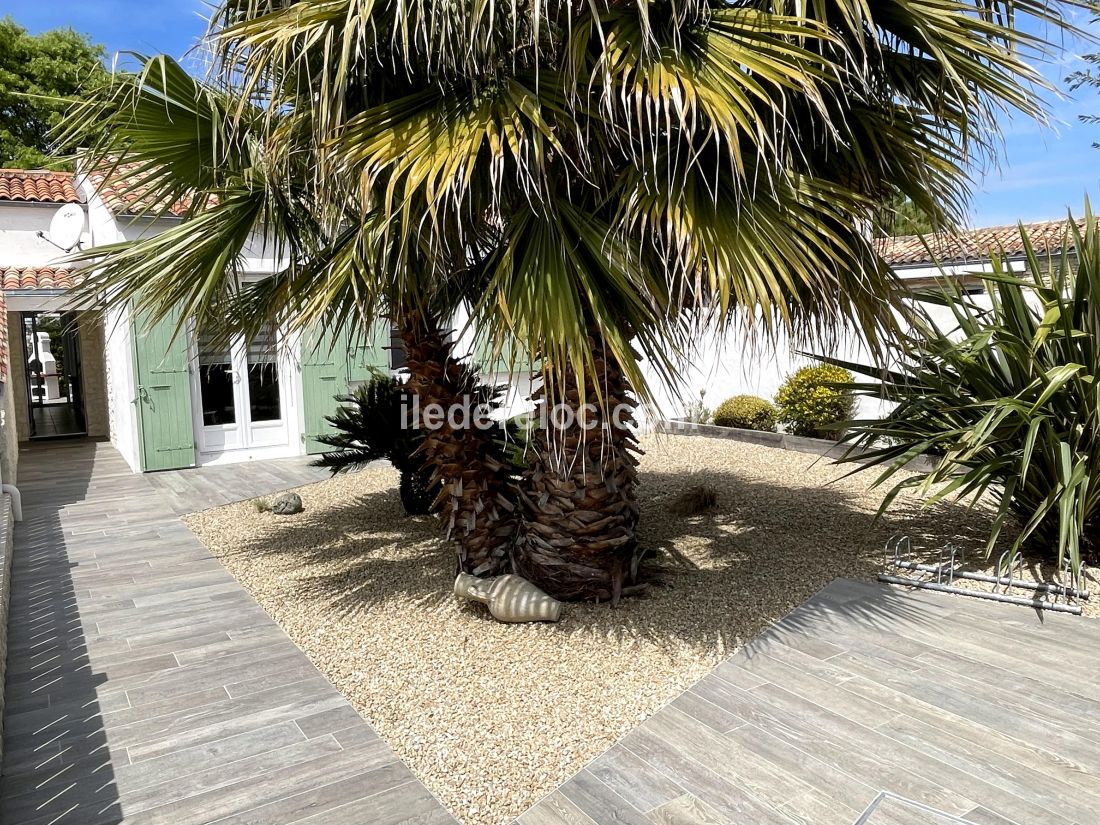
[131,307,196,471]
[301,324,350,454]
[301,322,390,454]
[473,330,531,375]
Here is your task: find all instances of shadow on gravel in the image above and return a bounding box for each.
[192,456,1009,656]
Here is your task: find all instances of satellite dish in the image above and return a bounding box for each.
[47,204,85,251]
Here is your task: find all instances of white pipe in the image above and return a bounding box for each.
[3,484,22,522]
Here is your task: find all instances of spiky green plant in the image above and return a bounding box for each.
[829,215,1100,573]
[316,373,528,520]
[314,376,440,516]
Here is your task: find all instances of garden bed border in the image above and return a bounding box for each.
[657,419,938,473]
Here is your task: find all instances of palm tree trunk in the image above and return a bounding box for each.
[515,334,641,604]
[398,308,518,577]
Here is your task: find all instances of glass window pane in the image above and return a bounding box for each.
[247,326,281,422]
[197,330,236,425]
[389,325,406,370]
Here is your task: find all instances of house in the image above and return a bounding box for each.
[641,219,1080,422]
[0,170,105,486]
[0,167,519,475]
[0,165,1081,473]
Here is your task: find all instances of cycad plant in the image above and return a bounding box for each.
[313,376,440,516]
[59,1,1086,601]
[829,216,1100,573]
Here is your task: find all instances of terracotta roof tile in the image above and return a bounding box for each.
[1,266,81,292]
[0,169,82,204]
[879,219,1082,266]
[85,163,206,217]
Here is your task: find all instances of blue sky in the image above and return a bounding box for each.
[5,1,1099,228]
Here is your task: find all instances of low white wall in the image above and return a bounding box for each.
[0,493,14,765]
[637,264,1019,428]
[0,382,17,484]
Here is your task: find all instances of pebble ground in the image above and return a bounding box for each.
[184,434,1095,825]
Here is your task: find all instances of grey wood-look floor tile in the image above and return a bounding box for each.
[522,578,1100,825]
[1,441,457,825]
[647,793,730,824]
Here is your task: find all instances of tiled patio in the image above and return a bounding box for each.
[3,440,1100,825]
[0,441,454,825]
[144,456,329,517]
[519,578,1100,825]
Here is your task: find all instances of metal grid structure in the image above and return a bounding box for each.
[878,535,1089,615]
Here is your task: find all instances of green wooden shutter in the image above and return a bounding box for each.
[131,307,196,472]
[347,322,391,385]
[473,330,531,375]
[301,324,350,454]
[302,321,392,455]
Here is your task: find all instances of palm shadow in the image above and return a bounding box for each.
[204,476,455,617]
[195,459,1014,659]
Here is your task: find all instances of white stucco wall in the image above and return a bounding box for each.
[0,202,90,269]
[102,302,140,472]
[637,323,889,428]
[80,180,142,470]
[635,261,1030,429]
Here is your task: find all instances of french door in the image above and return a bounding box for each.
[191,323,290,457]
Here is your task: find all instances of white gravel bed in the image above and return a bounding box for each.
[183,434,1060,825]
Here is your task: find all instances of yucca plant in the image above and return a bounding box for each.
[829,215,1100,573]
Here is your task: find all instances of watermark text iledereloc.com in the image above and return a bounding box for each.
[400,395,634,432]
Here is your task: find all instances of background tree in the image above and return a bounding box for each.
[875,195,938,237]
[0,17,106,168]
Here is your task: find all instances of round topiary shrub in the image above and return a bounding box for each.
[712,395,778,432]
[775,365,855,439]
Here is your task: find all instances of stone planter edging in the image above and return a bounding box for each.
[657,419,938,474]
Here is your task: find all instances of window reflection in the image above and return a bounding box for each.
[247,325,281,422]
[198,330,235,425]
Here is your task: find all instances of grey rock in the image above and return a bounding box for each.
[270,492,304,515]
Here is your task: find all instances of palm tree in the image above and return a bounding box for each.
[63,1,1084,602]
[59,56,522,578]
